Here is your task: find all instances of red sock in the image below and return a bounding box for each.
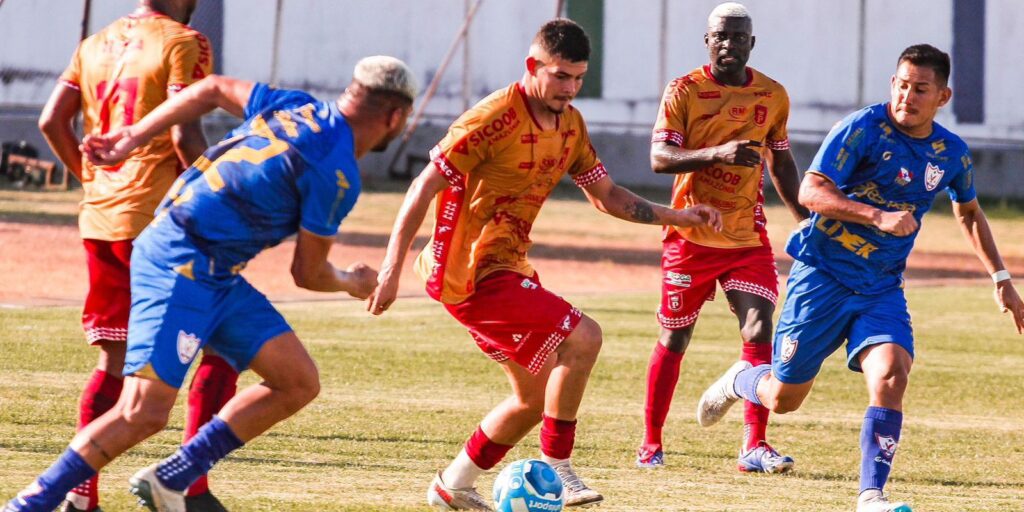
[464,425,514,470]
[643,343,684,448]
[68,369,124,509]
[540,414,577,460]
[741,342,772,450]
[183,354,239,497]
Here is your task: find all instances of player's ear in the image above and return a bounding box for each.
[703,33,710,47]
[938,86,952,107]
[526,56,539,76]
[750,35,756,50]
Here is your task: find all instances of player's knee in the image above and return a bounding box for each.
[121,402,171,437]
[289,370,321,409]
[869,370,909,399]
[659,328,691,353]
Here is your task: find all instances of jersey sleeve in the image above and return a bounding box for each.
[766,87,791,150]
[298,162,361,237]
[808,110,872,187]
[651,80,688,147]
[58,45,83,91]
[567,116,607,188]
[947,150,977,203]
[165,32,213,93]
[429,109,492,185]
[244,83,317,120]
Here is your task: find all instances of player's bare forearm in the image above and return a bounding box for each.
[769,148,810,221]
[292,228,377,298]
[651,142,718,174]
[953,199,1007,274]
[131,76,252,146]
[800,172,882,225]
[380,165,448,276]
[38,84,83,179]
[583,176,721,230]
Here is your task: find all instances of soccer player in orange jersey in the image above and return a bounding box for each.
[368,19,721,511]
[635,2,810,472]
[37,2,233,510]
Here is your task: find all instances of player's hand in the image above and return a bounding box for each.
[994,280,1024,334]
[344,262,378,300]
[367,269,400,315]
[714,140,763,167]
[875,210,918,237]
[674,204,723,231]
[80,127,139,166]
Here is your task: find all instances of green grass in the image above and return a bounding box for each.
[1,286,1022,511]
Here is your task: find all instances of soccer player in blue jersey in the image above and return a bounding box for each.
[696,44,1024,512]
[4,56,417,512]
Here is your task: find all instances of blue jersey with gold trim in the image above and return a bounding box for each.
[786,103,975,294]
[136,83,360,279]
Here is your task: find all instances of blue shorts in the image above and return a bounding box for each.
[124,246,292,388]
[772,260,914,384]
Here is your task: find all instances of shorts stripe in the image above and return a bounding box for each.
[657,308,700,329]
[85,326,128,343]
[722,279,778,305]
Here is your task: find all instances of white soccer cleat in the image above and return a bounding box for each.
[857,489,912,512]
[550,460,603,508]
[696,360,751,427]
[128,464,186,512]
[426,471,493,511]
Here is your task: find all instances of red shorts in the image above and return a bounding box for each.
[658,232,778,329]
[444,271,582,374]
[82,239,133,344]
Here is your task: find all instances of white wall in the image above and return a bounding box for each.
[1,0,1021,142]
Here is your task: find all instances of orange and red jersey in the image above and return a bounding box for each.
[59,11,213,241]
[653,65,790,248]
[416,83,607,304]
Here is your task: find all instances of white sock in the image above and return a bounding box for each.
[441,448,486,489]
[541,455,570,467]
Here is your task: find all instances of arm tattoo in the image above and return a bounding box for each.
[626,200,656,223]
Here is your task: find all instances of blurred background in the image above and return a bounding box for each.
[0,0,1021,200]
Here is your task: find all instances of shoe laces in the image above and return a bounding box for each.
[552,462,588,493]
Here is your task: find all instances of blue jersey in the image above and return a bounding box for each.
[136,83,360,281]
[786,103,976,294]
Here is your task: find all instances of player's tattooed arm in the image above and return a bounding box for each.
[581,174,722,230]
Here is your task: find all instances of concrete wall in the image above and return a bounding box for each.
[1,0,1020,196]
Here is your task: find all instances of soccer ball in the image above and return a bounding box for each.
[492,459,563,512]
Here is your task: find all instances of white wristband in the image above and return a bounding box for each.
[992,270,1012,283]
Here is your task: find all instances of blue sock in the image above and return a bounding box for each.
[155,416,244,492]
[859,406,903,493]
[6,447,95,511]
[733,364,771,406]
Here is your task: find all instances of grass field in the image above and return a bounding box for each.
[1,285,1022,511]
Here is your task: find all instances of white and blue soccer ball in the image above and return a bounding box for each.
[492,459,564,512]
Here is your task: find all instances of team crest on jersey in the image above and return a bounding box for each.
[924,162,945,191]
[176,330,202,364]
[895,167,913,186]
[664,271,692,288]
[667,291,683,312]
[876,434,899,459]
[560,314,574,332]
[780,335,798,363]
[754,105,768,126]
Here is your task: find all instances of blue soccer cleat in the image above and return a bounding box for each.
[737,442,795,474]
[635,445,665,468]
[857,489,912,512]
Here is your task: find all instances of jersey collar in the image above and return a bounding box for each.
[702,64,753,87]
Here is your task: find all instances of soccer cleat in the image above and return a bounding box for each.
[737,442,795,474]
[635,444,664,468]
[857,489,912,512]
[184,491,228,512]
[550,460,603,508]
[426,471,493,511]
[128,464,186,512]
[696,361,751,427]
